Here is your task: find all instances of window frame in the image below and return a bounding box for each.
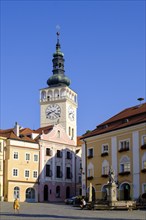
[13,151,19,160]
[13,168,18,177]
[25,153,30,161]
[25,170,30,178]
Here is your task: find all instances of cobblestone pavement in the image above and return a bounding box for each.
[0,202,146,220]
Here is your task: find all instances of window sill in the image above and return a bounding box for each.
[101,152,108,157]
[87,155,93,159]
[119,171,130,176]
[141,144,146,149]
[118,148,129,152]
[141,169,146,173]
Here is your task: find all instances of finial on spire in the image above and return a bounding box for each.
[56,25,60,43]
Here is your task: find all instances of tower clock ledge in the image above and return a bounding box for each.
[40,86,78,106]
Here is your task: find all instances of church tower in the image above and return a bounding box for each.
[40,32,78,143]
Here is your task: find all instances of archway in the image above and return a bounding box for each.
[25,188,35,202]
[120,183,130,200]
[44,185,48,201]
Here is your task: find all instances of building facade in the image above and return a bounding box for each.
[0,32,81,202]
[81,103,146,201]
[0,123,40,202]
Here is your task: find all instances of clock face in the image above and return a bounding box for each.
[68,105,75,121]
[46,104,61,120]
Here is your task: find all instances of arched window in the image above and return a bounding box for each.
[87,162,94,178]
[72,128,74,139]
[26,188,35,202]
[54,89,59,99]
[102,160,109,175]
[142,152,146,170]
[48,91,53,100]
[57,130,60,138]
[120,156,130,173]
[41,91,46,101]
[56,186,60,198]
[14,186,20,199]
[69,127,71,136]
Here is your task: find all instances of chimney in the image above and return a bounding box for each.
[13,122,20,137]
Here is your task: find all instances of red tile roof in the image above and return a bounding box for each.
[82,103,146,139]
[35,125,53,134]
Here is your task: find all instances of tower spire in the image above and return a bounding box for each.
[47,31,71,87]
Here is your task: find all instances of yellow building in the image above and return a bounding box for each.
[0,136,6,201]
[0,123,40,202]
[81,103,146,201]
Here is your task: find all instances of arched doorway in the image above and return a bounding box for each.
[26,188,35,202]
[120,183,130,200]
[44,185,48,201]
[66,186,70,198]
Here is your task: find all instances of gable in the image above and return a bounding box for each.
[40,124,76,146]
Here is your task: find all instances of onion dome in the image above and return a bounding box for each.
[47,32,71,87]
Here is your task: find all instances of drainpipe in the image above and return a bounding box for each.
[83,139,87,199]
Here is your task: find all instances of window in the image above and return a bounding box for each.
[66,167,72,179]
[87,162,94,179]
[33,171,38,178]
[46,148,52,156]
[56,166,62,178]
[142,152,146,170]
[14,187,20,199]
[119,140,130,151]
[121,163,130,172]
[88,168,93,177]
[102,144,108,153]
[25,170,30,178]
[46,164,52,177]
[88,148,93,158]
[13,169,18,176]
[142,136,146,145]
[66,151,72,159]
[119,156,130,174]
[69,127,71,136]
[102,160,109,176]
[57,130,60,138]
[72,128,74,139]
[13,152,18,159]
[102,166,109,175]
[57,150,62,158]
[141,136,146,149]
[26,153,30,161]
[34,154,38,162]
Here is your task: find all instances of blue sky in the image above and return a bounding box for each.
[1,0,145,135]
